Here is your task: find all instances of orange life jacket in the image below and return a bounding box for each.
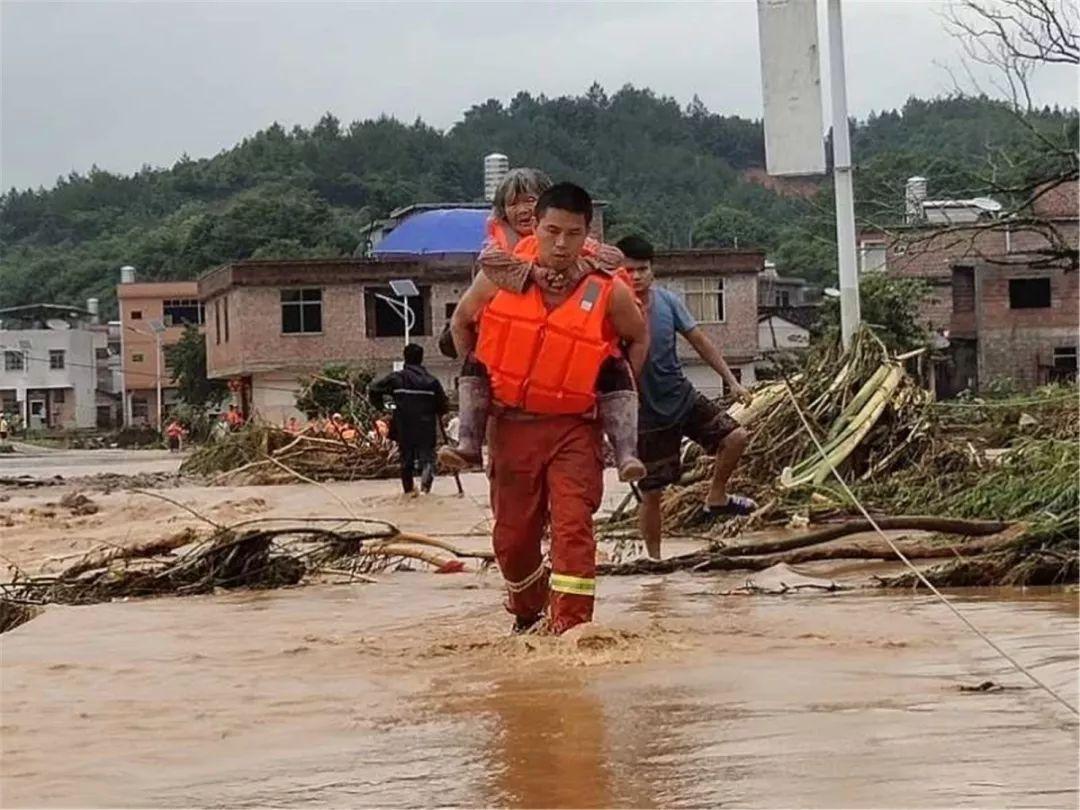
[476,238,620,415]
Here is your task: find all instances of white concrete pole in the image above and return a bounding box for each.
[827,0,861,348]
[402,297,410,347]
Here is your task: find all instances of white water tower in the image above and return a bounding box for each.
[905,177,928,224]
[483,153,509,202]
[120,265,136,284]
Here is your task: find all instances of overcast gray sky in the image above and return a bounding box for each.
[2,1,1075,192]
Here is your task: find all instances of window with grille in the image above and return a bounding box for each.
[132,353,145,363]
[683,277,725,323]
[4,351,24,371]
[281,289,323,334]
[131,397,149,420]
[49,350,65,370]
[953,267,975,312]
[214,300,221,345]
[162,299,204,326]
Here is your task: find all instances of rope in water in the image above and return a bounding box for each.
[781,379,1079,719]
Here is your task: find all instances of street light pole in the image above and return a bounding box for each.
[402,295,410,347]
[827,0,861,349]
[155,330,163,429]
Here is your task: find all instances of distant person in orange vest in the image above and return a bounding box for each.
[165,418,186,452]
[224,404,244,431]
[450,182,647,634]
[439,169,644,482]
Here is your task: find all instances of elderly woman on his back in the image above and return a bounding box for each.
[439,168,645,482]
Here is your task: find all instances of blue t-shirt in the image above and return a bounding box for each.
[639,287,698,428]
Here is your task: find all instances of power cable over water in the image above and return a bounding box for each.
[781,378,1079,719]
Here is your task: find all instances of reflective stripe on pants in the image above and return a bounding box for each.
[489,414,603,634]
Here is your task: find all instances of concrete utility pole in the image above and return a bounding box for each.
[757,0,861,348]
[826,0,861,348]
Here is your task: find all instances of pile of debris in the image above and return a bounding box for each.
[181,425,401,485]
[0,517,491,633]
[609,329,1078,587]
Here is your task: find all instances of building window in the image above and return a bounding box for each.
[4,351,24,371]
[132,353,145,363]
[777,290,791,307]
[859,242,887,274]
[131,396,149,420]
[131,310,142,320]
[223,296,230,342]
[1054,346,1077,370]
[162,299,204,326]
[52,388,65,403]
[1008,277,1051,309]
[281,289,322,334]
[953,266,975,312]
[364,285,431,337]
[214,300,221,345]
[683,277,725,323]
[49,350,65,370]
[445,302,456,322]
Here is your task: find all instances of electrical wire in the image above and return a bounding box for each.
[781,378,1079,718]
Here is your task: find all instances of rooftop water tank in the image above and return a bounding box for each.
[483,153,509,203]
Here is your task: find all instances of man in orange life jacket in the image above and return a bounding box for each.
[450,183,648,634]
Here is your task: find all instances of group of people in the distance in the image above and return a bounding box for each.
[415,168,756,636]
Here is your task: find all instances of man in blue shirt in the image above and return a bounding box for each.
[615,235,756,560]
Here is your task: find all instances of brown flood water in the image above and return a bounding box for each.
[1,572,1077,808]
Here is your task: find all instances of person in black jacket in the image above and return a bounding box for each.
[369,344,450,495]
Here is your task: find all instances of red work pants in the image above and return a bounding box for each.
[489,414,604,634]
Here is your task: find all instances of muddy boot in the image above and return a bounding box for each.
[599,390,646,483]
[438,376,489,471]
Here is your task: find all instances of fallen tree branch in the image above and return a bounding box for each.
[720,516,1011,557]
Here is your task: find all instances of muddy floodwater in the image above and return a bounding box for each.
[2,570,1077,808]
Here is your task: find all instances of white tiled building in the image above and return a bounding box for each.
[0,304,107,430]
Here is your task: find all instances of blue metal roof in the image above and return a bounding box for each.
[373,208,489,256]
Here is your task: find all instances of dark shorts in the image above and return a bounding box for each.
[638,392,740,492]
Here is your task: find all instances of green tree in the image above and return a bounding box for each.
[164,325,228,409]
[814,274,931,352]
[294,364,375,423]
[691,205,770,249]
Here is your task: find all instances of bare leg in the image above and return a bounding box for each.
[705,427,749,508]
[638,489,664,560]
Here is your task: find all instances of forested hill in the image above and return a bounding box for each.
[1,84,1075,315]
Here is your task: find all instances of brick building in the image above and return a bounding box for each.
[116,274,204,427]
[861,178,1077,393]
[198,248,763,425]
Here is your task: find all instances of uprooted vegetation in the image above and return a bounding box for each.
[603,329,1078,588]
[0,516,492,633]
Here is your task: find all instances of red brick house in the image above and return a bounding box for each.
[197,249,763,424]
[861,178,1078,393]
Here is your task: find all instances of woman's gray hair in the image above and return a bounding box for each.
[492,168,553,221]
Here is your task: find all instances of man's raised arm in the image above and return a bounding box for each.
[450,273,500,359]
[607,280,648,378]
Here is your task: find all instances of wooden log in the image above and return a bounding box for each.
[719,516,1011,557]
